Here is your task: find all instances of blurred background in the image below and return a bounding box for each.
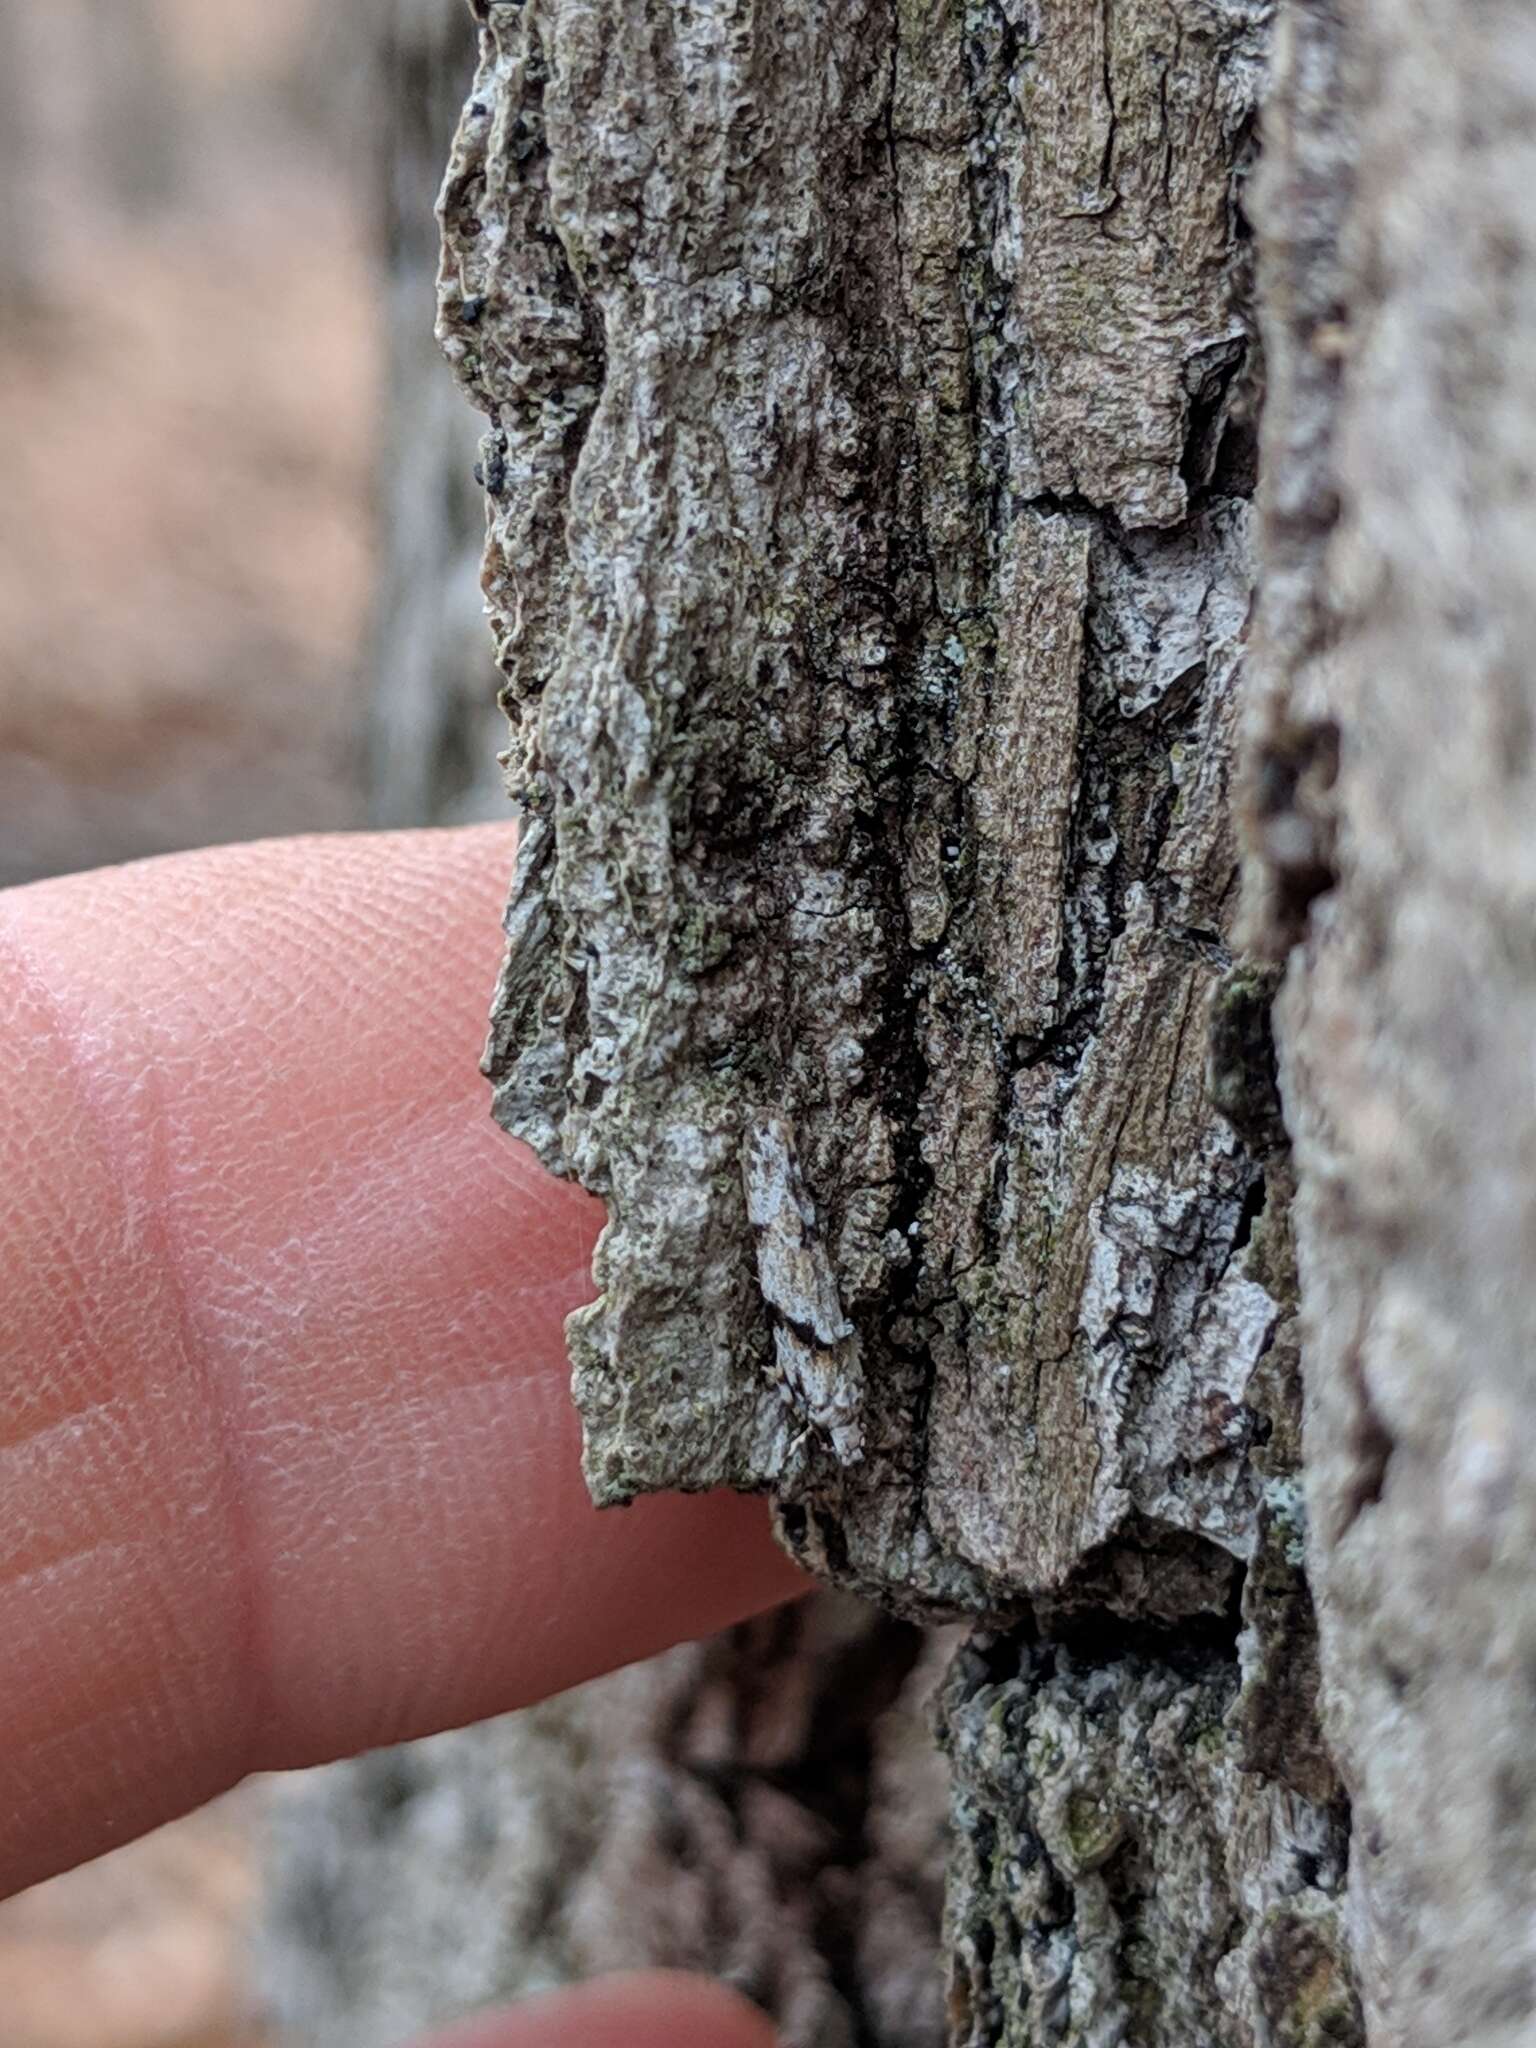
[1,0,493,2040]
[0,0,499,892]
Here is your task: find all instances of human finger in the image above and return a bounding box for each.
[417,1972,777,2048]
[0,828,805,1898]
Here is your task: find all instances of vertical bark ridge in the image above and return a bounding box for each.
[449,0,1284,1620]
[264,19,955,2046]
[441,1,1365,2039]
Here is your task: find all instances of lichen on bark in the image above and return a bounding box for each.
[940,1620,1354,2047]
[437,0,1362,2038]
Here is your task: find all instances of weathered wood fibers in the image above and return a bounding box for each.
[443,2,1362,2041]
[1252,2,1536,2042]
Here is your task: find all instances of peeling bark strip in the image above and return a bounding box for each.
[1252,2,1536,2043]
[441,1,1362,2040]
[444,0,1274,1619]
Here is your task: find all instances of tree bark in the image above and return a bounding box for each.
[274,0,1536,2038]
[1252,3,1536,2043]
[266,12,951,2046]
[426,0,1357,2042]
[453,0,1278,1621]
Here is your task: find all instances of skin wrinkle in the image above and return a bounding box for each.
[0,827,806,1901]
[137,1043,275,1781]
[0,901,262,1783]
[0,1393,109,1465]
[0,915,231,1802]
[2,1539,144,1600]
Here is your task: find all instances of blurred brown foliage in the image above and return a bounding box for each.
[0,0,381,887]
[0,2,396,2042]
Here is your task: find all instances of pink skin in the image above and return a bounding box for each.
[428,1974,778,2048]
[0,826,804,2045]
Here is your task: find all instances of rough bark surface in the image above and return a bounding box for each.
[448,0,1279,1624]
[1251,2,1536,2043]
[265,15,952,2045]
[438,2,1361,2042]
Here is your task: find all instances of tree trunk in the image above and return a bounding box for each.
[274,0,1536,2042]
[0,0,178,313]
[1252,3,1536,2043]
[366,0,505,828]
[439,0,1355,2041]
[0,2,39,318]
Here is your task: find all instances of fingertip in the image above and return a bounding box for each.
[0,828,815,1896]
[420,1972,778,2048]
